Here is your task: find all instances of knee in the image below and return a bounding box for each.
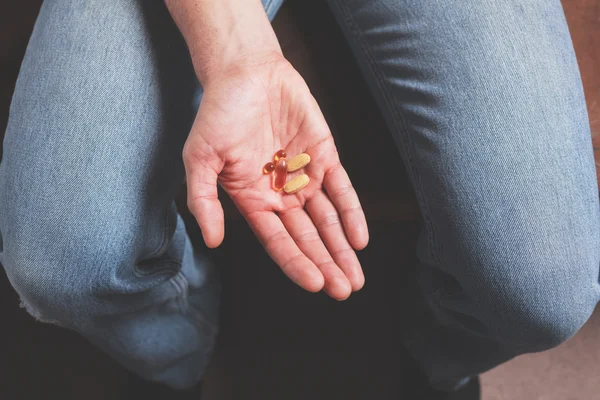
[2,225,213,390]
[3,252,74,326]
[463,261,597,353]
[1,214,142,326]
[500,296,594,352]
[2,229,116,326]
[435,250,598,353]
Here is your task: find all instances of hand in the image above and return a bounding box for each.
[183,56,368,300]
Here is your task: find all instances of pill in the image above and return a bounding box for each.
[286,153,311,172]
[284,174,310,194]
[263,162,275,174]
[273,158,288,190]
[274,149,287,161]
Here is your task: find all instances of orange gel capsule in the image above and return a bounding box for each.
[274,150,287,161]
[263,162,275,174]
[273,158,288,190]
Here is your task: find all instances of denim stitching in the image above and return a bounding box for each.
[169,271,187,314]
[170,271,219,333]
[135,260,181,276]
[152,205,175,260]
[332,0,444,271]
[133,204,176,277]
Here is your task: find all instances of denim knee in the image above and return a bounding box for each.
[3,223,131,327]
[494,286,595,353]
[4,243,91,326]
[435,253,599,353]
[1,219,216,390]
[1,202,182,328]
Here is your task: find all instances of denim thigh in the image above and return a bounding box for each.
[327,0,600,369]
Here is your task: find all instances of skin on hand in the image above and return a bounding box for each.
[183,58,368,300]
[166,0,368,300]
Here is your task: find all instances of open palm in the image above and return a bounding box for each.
[183,59,368,300]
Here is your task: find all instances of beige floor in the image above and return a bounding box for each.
[482,306,600,400]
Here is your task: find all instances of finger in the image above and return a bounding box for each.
[245,210,325,293]
[279,207,352,300]
[306,191,365,292]
[184,153,224,248]
[323,164,369,250]
[297,87,369,250]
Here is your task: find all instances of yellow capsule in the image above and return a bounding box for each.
[287,153,311,172]
[284,174,310,194]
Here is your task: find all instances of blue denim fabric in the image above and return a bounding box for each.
[1,0,598,391]
[325,0,600,389]
[0,0,281,390]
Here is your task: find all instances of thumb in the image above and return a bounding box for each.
[183,147,225,248]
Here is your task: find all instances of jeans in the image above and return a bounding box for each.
[1,0,598,391]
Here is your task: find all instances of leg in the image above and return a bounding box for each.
[326,0,600,387]
[0,0,282,389]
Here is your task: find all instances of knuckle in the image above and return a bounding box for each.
[182,145,215,170]
[189,192,215,203]
[333,184,354,199]
[315,259,337,270]
[266,230,291,246]
[281,254,304,273]
[189,181,218,202]
[317,213,341,229]
[295,230,321,244]
[340,204,363,217]
[330,247,355,259]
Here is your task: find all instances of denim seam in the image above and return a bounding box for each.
[133,206,175,277]
[169,271,219,333]
[151,206,174,260]
[134,260,181,276]
[333,1,444,271]
[169,271,187,314]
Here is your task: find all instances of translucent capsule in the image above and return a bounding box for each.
[263,162,275,174]
[274,150,287,161]
[272,158,288,190]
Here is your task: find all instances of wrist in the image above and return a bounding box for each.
[194,48,284,87]
[165,0,283,86]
